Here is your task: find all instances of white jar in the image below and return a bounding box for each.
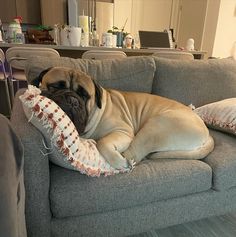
[102,33,113,47]
[112,34,117,47]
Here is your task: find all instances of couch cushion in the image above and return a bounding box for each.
[152,57,236,107]
[50,159,211,218]
[25,56,156,93]
[204,129,236,191]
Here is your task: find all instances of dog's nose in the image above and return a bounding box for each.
[67,96,80,108]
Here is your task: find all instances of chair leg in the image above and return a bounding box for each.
[4,79,12,117]
[0,79,12,118]
[7,77,15,107]
[16,80,20,93]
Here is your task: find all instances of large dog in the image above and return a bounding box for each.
[33,67,214,169]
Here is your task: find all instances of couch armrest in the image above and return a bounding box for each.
[11,89,51,237]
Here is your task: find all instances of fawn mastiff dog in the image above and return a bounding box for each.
[33,67,214,169]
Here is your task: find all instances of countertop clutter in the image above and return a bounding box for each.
[0,11,206,60]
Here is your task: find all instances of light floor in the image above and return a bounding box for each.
[131,212,236,237]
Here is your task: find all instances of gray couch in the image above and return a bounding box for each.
[11,56,236,237]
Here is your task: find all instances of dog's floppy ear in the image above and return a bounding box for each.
[31,68,52,87]
[93,80,103,109]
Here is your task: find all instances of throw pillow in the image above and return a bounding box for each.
[194,98,236,135]
[19,85,134,177]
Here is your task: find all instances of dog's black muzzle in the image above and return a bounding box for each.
[41,89,89,134]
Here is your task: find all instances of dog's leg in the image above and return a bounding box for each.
[123,111,213,164]
[122,119,160,164]
[96,132,133,170]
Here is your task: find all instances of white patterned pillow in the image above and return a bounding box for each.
[20,85,134,177]
[194,98,236,135]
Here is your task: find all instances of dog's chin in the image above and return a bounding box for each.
[41,90,88,135]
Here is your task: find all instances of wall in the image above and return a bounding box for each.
[113,0,132,33]
[113,0,209,51]
[211,0,236,58]
[0,0,41,24]
[170,0,180,41]
[201,0,220,58]
[96,2,114,41]
[140,0,172,31]
[176,0,208,50]
[114,0,172,36]
[41,0,67,26]
[113,0,236,58]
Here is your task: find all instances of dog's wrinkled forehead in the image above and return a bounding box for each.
[35,66,103,110]
[40,67,94,92]
[41,67,70,88]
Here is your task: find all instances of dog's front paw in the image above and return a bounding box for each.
[122,149,135,161]
[96,138,131,170]
[108,156,129,170]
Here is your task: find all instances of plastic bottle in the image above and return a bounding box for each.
[8,17,22,43]
[0,19,6,42]
[92,27,99,47]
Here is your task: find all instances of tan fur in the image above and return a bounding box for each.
[41,67,214,169]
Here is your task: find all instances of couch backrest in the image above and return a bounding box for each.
[25,56,156,93]
[152,57,236,107]
[26,55,236,108]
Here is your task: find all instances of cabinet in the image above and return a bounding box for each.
[40,0,114,27]
[40,0,67,26]
[0,0,41,24]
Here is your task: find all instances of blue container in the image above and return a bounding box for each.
[116,31,123,48]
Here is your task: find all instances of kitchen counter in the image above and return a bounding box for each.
[0,43,207,59]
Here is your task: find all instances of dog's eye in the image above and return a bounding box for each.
[77,86,90,100]
[47,81,66,90]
